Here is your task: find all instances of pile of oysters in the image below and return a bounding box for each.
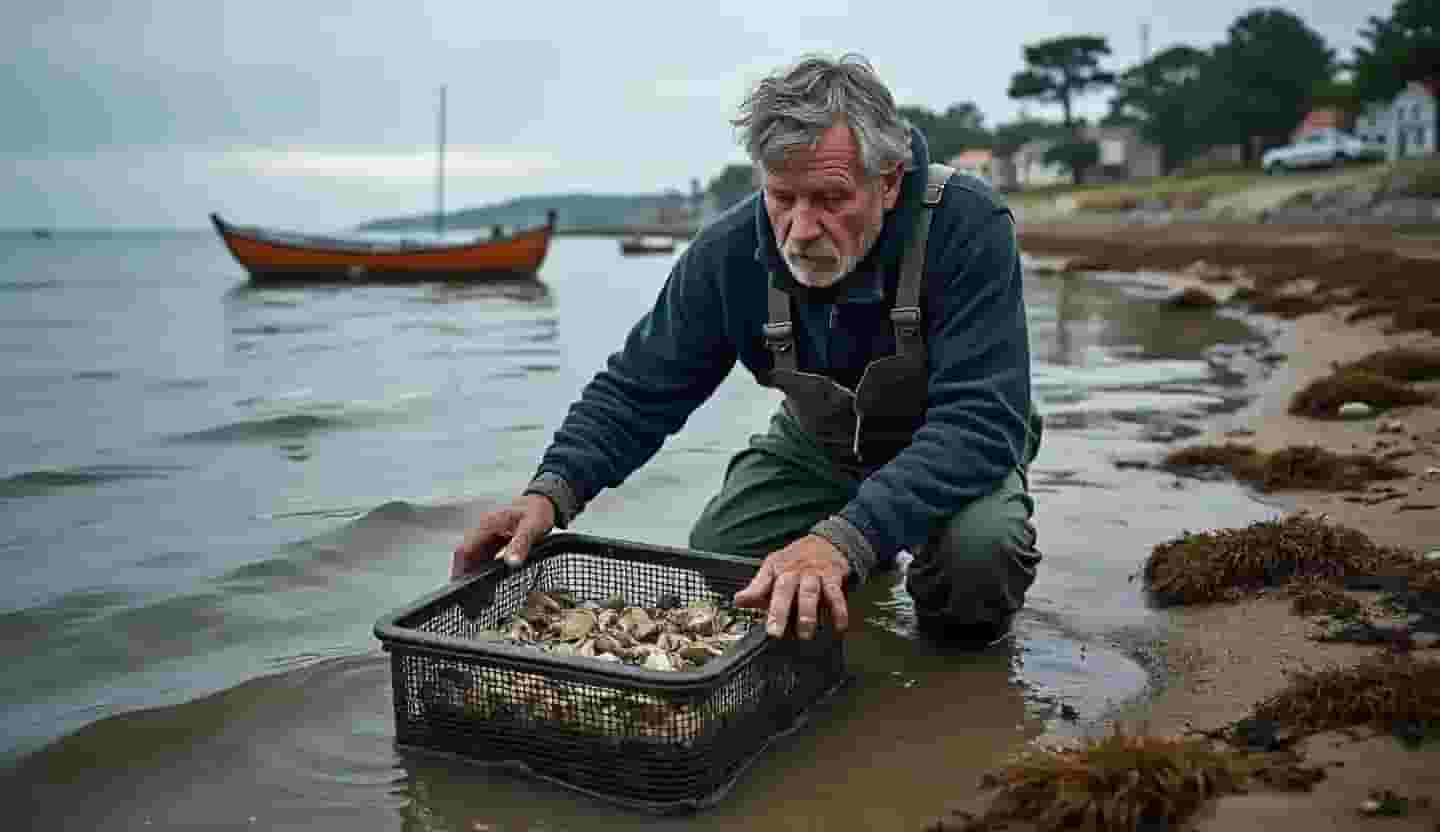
[472,589,753,672]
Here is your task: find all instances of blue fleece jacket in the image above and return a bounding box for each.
[527,129,1037,580]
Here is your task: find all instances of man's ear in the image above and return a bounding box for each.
[880,162,904,210]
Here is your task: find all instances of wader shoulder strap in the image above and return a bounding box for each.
[892,163,955,354]
[764,278,798,372]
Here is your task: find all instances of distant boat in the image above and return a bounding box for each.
[32,229,52,239]
[210,211,556,282]
[619,235,676,256]
[211,84,556,282]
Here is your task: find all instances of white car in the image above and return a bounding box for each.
[1262,128,1380,172]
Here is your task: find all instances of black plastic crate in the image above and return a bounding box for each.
[374,532,848,813]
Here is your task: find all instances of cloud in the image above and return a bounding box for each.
[0,0,1401,228]
[215,146,559,182]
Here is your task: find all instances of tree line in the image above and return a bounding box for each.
[708,0,1439,205]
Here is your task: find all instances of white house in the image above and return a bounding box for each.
[1355,81,1438,161]
[1079,125,1164,181]
[1011,140,1072,187]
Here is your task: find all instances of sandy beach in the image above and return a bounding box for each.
[979,220,1440,831]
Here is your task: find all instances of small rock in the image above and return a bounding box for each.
[1423,549,1440,562]
[1169,287,1219,308]
[1377,418,1406,435]
[1338,401,1375,420]
[1233,716,1285,750]
[1359,798,1383,816]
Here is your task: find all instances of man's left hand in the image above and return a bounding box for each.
[733,534,850,640]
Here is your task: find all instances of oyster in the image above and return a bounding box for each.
[476,589,756,673]
[557,608,597,641]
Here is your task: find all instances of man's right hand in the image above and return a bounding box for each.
[451,494,556,579]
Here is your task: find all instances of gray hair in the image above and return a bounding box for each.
[733,53,913,179]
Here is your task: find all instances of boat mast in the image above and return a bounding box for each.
[436,84,447,237]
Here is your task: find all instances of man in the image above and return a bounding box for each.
[453,54,1042,646]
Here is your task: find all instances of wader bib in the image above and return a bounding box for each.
[761,163,955,468]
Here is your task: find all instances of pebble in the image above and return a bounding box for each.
[1377,418,1406,434]
[1338,401,1375,419]
[1359,798,1383,815]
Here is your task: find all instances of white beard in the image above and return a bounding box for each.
[782,225,879,288]
[783,249,859,288]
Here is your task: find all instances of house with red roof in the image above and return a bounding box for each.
[1291,107,1347,142]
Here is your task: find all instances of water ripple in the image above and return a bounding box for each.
[0,464,187,499]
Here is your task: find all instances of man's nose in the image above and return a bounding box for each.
[788,203,822,243]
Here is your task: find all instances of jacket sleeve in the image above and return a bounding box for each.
[819,210,1034,580]
[529,245,738,523]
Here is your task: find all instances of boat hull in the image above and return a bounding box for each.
[619,239,676,256]
[210,213,555,282]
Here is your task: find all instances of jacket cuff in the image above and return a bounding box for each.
[523,472,581,529]
[811,515,876,588]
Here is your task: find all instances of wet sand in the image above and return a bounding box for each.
[1013,220,1440,831]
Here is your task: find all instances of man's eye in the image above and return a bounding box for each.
[771,192,794,205]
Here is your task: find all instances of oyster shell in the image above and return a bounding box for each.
[557,608,597,641]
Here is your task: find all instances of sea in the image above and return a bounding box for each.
[0,229,1287,830]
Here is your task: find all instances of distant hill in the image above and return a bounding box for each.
[356,192,698,232]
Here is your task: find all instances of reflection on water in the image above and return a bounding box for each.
[0,234,1288,829]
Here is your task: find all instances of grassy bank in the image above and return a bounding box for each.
[1006,157,1440,220]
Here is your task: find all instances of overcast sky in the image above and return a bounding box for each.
[0,1,1393,231]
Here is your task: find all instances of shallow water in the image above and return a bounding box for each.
[0,231,1284,830]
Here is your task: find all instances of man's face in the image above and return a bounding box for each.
[763,121,904,288]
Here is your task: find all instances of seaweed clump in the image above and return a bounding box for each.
[1161,442,1408,491]
[1288,369,1433,419]
[1143,514,1414,606]
[1248,292,1328,319]
[924,728,1315,832]
[1342,346,1440,383]
[1347,302,1440,335]
[1287,576,1366,619]
[1251,655,1440,746]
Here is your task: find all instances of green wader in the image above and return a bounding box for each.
[688,164,1042,642]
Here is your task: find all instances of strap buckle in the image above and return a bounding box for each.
[762,321,793,352]
[890,306,922,337]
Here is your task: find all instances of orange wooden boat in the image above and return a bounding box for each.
[211,211,556,282]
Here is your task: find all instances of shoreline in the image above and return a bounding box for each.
[996,221,1440,830]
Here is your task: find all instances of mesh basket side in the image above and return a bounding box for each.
[381,536,849,811]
